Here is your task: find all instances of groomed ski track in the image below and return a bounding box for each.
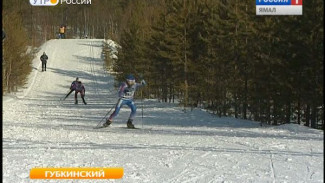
[3,39,324,183]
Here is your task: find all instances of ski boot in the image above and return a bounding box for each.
[127,119,135,129]
[82,97,87,105]
[103,119,112,127]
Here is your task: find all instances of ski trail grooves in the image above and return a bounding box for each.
[3,39,324,183]
[269,153,276,183]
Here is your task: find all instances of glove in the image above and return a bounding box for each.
[141,79,146,85]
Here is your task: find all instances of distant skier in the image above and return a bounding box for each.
[103,74,146,128]
[59,25,65,39]
[63,77,79,100]
[74,79,87,105]
[40,52,48,72]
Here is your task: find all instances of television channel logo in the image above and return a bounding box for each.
[30,0,59,6]
[256,0,303,15]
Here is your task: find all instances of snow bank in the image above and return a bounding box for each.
[275,123,323,134]
[103,39,121,59]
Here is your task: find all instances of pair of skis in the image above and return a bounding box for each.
[94,125,139,130]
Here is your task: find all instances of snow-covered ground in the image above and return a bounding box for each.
[3,39,324,183]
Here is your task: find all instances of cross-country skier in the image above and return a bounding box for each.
[103,74,146,128]
[40,52,48,72]
[74,79,87,105]
[63,77,79,100]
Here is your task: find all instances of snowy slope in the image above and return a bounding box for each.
[3,39,324,183]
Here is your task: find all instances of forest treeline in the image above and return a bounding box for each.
[2,0,323,129]
[112,0,323,129]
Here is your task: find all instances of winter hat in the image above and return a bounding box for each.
[126,74,135,81]
[126,74,135,85]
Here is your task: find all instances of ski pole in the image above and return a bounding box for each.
[139,74,144,129]
[60,89,71,101]
[141,89,144,129]
[95,104,115,128]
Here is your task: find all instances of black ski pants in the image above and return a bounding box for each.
[42,61,47,71]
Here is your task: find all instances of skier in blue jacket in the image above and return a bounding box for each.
[103,74,146,128]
